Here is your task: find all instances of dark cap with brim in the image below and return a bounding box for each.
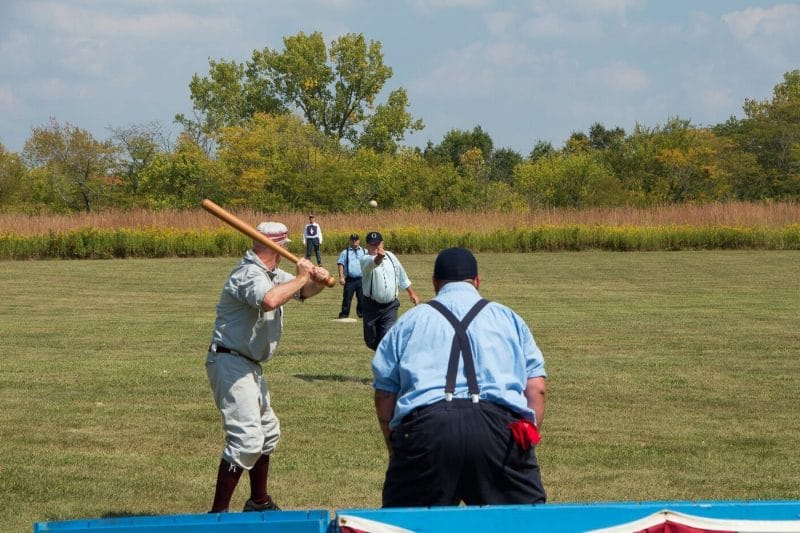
[366,231,383,244]
[434,247,478,281]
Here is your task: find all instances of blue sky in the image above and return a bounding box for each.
[1,0,799,156]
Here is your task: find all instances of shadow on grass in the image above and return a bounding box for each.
[102,512,151,518]
[294,373,371,386]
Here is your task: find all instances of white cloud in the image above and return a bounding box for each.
[723,4,800,41]
[722,4,800,65]
[530,0,642,16]
[523,0,644,38]
[523,12,604,40]
[5,1,241,103]
[485,10,516,36]
[686,10,715,37]
[699,88,733,112]
[413,43,495,98]
[0,86,17,108]
[0,30,32,67]
[56,37,109,78]
[409,0,490,10]
[28,78,78,101]
[313,0,358,8]
[572,0,643,13]
[412,37,578,107]
[586,62,649,92]
[24,2,233,38]
[483,41,541,70]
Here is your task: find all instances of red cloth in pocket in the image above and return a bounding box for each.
[508,419,541,450]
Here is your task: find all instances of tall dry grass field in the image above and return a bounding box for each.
[2,202,799,235]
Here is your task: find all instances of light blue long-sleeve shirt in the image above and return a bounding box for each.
[372,281,546,429]
[360,250,412,304]
[337,246,365,278]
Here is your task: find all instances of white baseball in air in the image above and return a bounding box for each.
[369,199,378,208]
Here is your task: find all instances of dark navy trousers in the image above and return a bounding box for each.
[382,399,546,507]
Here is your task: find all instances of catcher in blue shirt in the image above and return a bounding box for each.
[372,247,547,507]
[336,234,365,319]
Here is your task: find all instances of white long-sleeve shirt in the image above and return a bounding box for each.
[303,223,323,244]
[360,251,412,304]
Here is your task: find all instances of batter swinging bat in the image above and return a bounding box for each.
[201,199,336,288]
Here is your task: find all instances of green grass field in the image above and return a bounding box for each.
[1,251,799,532]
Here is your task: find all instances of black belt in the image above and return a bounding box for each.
[364,295,398,306]
[209,343,258,363]
[345,276,362,281]
[401,398,518,424]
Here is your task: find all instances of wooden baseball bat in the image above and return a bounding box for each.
[201,199,336,288]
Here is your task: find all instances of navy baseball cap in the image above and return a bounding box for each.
[349,233,360,241]
[366,231,383,244]
[434,247,478,281]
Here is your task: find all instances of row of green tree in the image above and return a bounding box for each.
[1,31,799,214]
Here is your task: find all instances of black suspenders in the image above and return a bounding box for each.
[426,299,490,403]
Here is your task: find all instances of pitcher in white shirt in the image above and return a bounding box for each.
[359,231,420,350]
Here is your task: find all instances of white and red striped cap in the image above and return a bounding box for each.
[255,222,291,244]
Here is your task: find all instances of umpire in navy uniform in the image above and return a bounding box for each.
[372,247,547,507]
[336,234,365,319]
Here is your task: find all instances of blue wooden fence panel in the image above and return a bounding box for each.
[33,510,332,533]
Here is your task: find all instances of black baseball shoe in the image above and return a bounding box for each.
[243,496,281,512]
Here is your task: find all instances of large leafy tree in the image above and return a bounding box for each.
[22,119,119,212]
[424,126,494,172]
[608,117,753,204]
[488,148,523,185]
[462,147,525,210]
[109,122,171,198]
[175,58,286,154]
[0,143,30,210]
[589,122,626,151]
[563,131,591,154]
[529,140,555,162]
[515,151,624,209]
[139,135,225,209]
[216,113,333,210]
[724,69,800,198]
[358,88,424,154]
[652,132,727,203]
[138,134,223,210]
[179,31,422,153]
[254,31,387,142]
